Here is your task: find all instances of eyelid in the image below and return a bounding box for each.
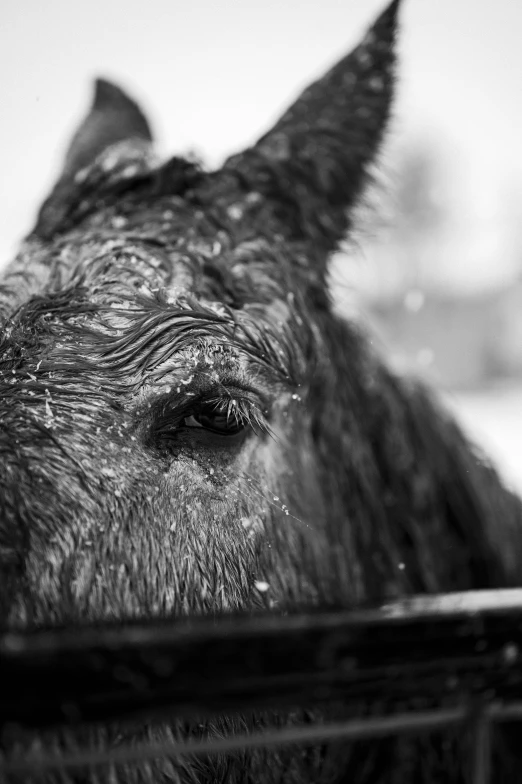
[193,393,271,436]
[190,379,269,418]
[204,381,269,408]
[148,384,272,444]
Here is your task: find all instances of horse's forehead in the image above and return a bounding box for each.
[1,213,283,324]
[0,210,301,389]
[66,234,282,309]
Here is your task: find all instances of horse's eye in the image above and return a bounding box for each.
[183,402,246,436]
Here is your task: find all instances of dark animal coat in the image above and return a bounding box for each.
[2,1,522,781]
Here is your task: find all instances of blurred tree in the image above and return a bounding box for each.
[499,179,522,277]
[390,141,448,292]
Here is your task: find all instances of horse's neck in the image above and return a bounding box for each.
[314,313,522,601]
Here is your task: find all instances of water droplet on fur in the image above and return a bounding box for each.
[254,581,270,593]
[227,204,244,221]
[368,75,384,92]
[246,191,262,206]
[74,167,89,184]
[259,132,290,162]
[503,643,518,664]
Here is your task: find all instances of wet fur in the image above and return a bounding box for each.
[2,1,522,781]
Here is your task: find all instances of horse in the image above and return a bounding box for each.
[2,1,522,780]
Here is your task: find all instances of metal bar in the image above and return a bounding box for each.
[470,707,491,784]
[0,706,469,777]
[489,703,522,721]
[3,701,522,778]
[3,589,522,731]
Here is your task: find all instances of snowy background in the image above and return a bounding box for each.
[2,0,522,491]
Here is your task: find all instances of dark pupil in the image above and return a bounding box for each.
[195,405,243,435]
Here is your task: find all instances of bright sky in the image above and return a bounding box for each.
[2,0,522,288]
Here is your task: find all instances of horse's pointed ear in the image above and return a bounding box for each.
[33,79,154,239]
[62,78,153,178]
[224,0,401,260]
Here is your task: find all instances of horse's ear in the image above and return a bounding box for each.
[62,78,153,179]
[33,79,154,239]
[224,0,401,259]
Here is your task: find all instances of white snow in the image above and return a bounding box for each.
[443,383,522,495]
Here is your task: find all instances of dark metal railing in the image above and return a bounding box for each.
[2,588,522,781]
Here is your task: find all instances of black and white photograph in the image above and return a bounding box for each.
[1,1,522,781]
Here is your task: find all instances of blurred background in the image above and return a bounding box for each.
[2,0,522,490]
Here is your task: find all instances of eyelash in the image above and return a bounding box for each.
[151,390,271,442]
[189,395,270,435]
